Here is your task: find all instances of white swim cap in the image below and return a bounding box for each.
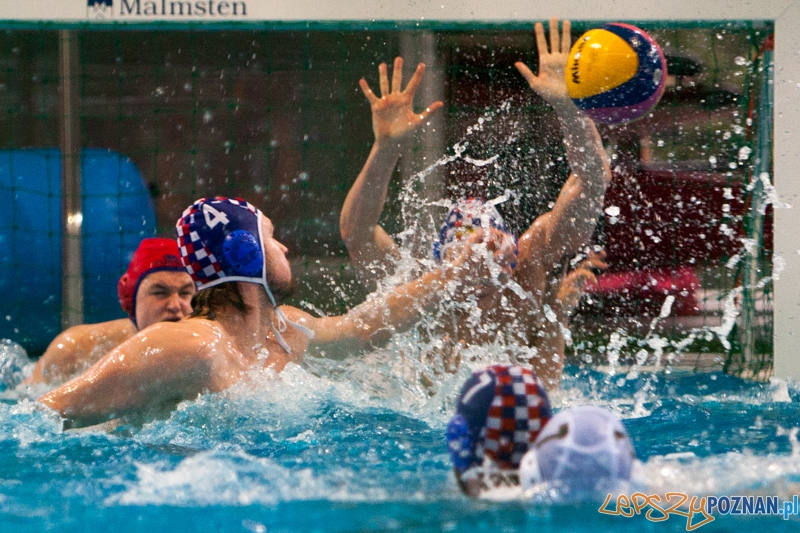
[519,405,635,493]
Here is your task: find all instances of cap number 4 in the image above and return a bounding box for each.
[203,203,230,229]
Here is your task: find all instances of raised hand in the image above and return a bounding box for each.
[359,57,443,145]
[514,17,572,105]
[556,249,607,319]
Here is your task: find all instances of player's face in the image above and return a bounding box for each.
[443,226,518,274]
[260,216,294,301]
[135,270,195,330]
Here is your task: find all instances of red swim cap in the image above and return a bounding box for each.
[117,238,185,326]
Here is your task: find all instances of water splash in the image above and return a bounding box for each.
[108,449,368,507]
[0,339,31,391]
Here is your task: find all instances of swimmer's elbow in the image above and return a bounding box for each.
[37,391,110,430]
[343,322,386,348]
[339,213,367,247]
[334,316,394,350]
[341,229,375,259]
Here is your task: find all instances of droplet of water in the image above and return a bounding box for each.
[738,146,752,161]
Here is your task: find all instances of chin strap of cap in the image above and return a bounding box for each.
[263,282,315,354]
[256,212,314,354]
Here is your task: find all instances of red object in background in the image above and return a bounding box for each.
[588,161,773,318]
[601,167,749,271]
[585,266,700,317]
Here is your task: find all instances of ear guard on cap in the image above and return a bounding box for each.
[446,414,477,474]
[117,272,134,317]
[519,406,635,493]
[223,229,263,277]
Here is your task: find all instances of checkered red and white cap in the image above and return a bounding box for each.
[448,364,552,473]
[482,365,551,468]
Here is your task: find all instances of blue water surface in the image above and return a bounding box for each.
[2,340,800,533]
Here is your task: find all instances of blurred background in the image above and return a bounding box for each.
[0,21,774,375]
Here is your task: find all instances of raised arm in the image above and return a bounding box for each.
[515,18,612,268]
[340,57,443,281]
[528,250,607,388]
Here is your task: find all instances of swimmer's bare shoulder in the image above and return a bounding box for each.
[123,318,241,390]
[26,317,137,386]
[513,215,551,291]
[39,319,234,429]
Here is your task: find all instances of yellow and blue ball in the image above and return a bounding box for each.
[566,23,667,124]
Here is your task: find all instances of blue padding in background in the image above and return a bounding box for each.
[0,148,156,355]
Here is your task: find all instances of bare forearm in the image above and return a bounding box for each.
[551,98,611,200]
[38,333,212,429]
[380,264,457,330]
[334,262,462,346]
[532,321,565,390]
[340,141,404,251]
[540,100,612,256]
[38,366,144,428]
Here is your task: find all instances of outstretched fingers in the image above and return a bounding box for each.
[549,16,560,53]
[534,21,548,56]
[379,62,390,97]
[391,56,404,93]
[359,78,378,105]
[541,18,571,56]
[517,18,572,103]
[418,100,444,122]
[363,59,423,103]
[583,250,608,271]
[514,61,536,87]
[360,57,443,141]
[403,62,426,97]
[560,19,572,54]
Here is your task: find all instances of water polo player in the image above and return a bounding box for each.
[446,364,553,497]
[26,238,194,386]
[39,196,512,429]
[447,366,636,499]
[340,18,612,388]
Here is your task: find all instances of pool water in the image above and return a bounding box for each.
[2,339,800,533]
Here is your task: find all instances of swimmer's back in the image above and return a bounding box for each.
[27,318,137,386]
[39,319,237,428]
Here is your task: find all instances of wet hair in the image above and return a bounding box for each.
[190,282,250,320]
[189,273,295,322]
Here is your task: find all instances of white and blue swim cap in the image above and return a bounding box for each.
[518,405,635,493]
[433,197,517,265]
[175,196,312,353]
